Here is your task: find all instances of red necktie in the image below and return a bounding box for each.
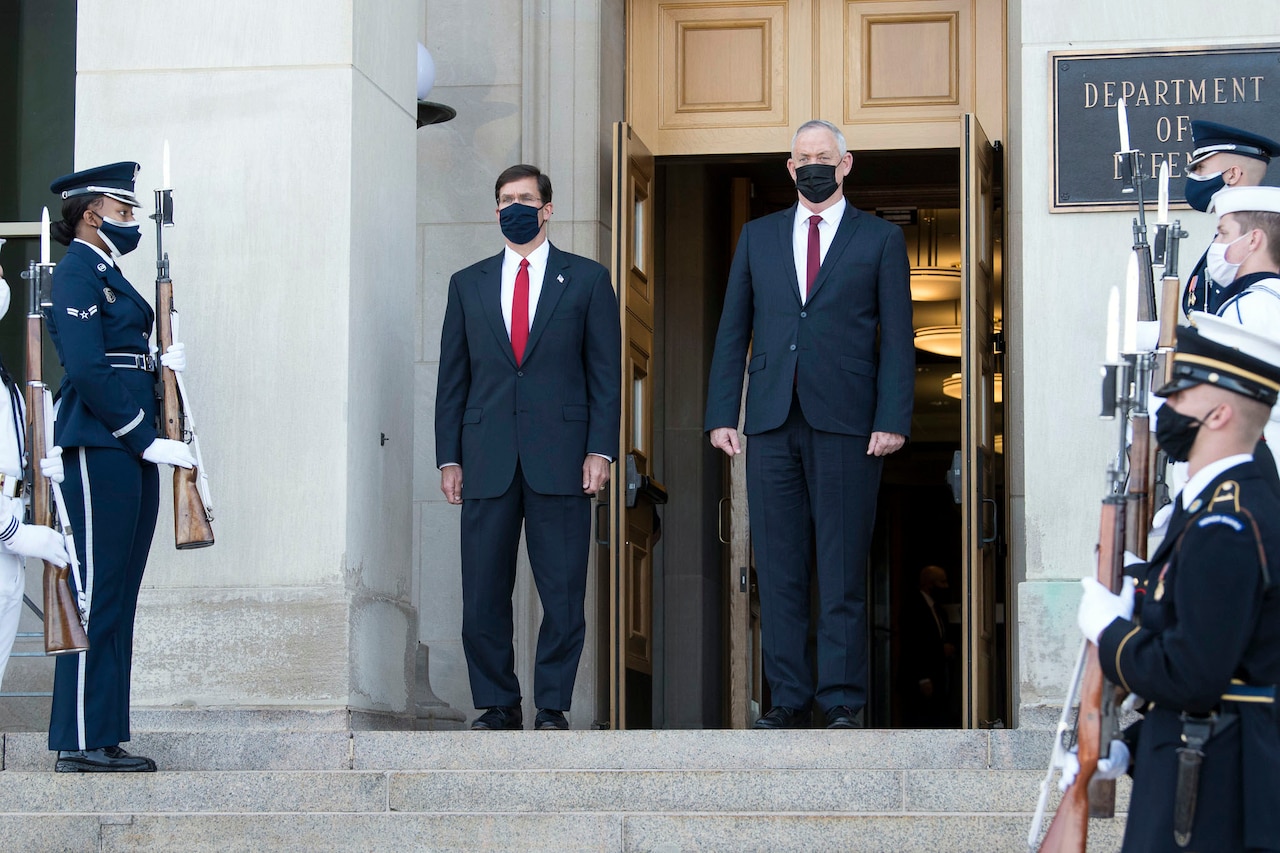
[806,214,822,301]
[512,258,530,365]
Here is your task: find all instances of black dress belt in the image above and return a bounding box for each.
[105,352,156,371]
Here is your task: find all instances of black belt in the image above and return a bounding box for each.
[105,352,156,371]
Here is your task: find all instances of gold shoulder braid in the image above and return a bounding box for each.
[1208,480,1241,513]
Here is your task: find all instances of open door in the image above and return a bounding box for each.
[605,122,661,730]
[960,114,999,727]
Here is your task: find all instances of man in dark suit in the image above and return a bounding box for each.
[435,164,620,731]
[898,565,955,728]
[705,120,914,729]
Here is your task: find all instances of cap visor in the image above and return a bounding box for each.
[1154,376,1200,397]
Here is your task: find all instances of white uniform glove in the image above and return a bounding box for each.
[4,522,70,567]
[40,446,65,484]
[1058,739,1130,791]
[142,438,195,469]
[160,342,186,373]
[1078,576,1135,644]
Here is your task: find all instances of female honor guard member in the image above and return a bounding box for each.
[45,162,194,773]
[0,262,71,688]
[1077,315,1280,852]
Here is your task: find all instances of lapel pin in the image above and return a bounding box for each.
[97,263,107,272]
[557,274,565,284]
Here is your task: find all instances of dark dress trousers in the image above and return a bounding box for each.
[435,243,620,711]
[46,241,161,752]
[705,202,914,714]
[1099,461,1280,852]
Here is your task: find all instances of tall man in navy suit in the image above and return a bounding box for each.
[435,165,621,731]
[705,120,914,729]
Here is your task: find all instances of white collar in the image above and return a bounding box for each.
[503,239,551,269]
[797,195,846,228]
[73,238,115,268]
[1181,453,1254,508]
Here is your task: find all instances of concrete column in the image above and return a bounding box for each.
[415,0,624,726]
[73,0,419,725]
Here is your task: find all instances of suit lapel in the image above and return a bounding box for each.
[477,252,516,367]
[109,267,154,328]
[807,202,863,303]
[522,244,570,362]
[779,208,802,306]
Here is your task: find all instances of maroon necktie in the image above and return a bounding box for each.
[806,214,822,300]
[512,258,530,364]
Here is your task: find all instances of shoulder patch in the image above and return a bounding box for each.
[66,305,99,321]
[1198,513,1245,531]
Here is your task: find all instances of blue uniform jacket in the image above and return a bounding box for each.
[47,241,158,456]
[1099,461,1280,851]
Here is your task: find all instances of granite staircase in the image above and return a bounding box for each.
[0,722,1129,852]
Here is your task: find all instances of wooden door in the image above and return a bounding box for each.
[606,122,658,730]
[960,113,998,727]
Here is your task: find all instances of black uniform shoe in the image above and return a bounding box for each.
[471,706,523,730]
[752,706,808,729]
[55,746,157,773]
[825,705,862,729]
[534,709,568,730]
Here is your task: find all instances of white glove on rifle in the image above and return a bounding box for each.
[2,521,70,567]
[40,446,65,484]
[1077,576,1135,644]
[1058,739,1130,792]
[160,342,186,373]
[142,438,195,469]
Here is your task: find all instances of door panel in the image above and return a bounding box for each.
[608,122,657,729]
[961,113,997,728]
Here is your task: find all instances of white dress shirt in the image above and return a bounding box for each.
[73,238,115,268]
[501,240,550,337]
[791,196,846,305]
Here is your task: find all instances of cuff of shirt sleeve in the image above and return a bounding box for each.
[439,462,460,470]
[588,453,613,463]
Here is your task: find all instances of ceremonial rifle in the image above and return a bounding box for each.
[152,152,215,549]
[22,215,89,654]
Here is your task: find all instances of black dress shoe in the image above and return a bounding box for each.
[825,705,861,729]
[55,746,156,773]
[534,709,568,730]
[471,706,523,730]
[752,705,808,729]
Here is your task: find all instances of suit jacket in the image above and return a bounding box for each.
[435,243,621,500]
[47,241,159,456]
[704,202,914,437]
[1099,461,1280,850]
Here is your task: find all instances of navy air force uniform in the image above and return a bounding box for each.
[1181,121,1280,317]
[45,163,162,756]
[1098,317,1280,851]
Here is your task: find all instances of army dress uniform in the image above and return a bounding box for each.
[1096,320,1280,852]
[45,166,162,756]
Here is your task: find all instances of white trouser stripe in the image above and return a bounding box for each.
[74,447,95,751]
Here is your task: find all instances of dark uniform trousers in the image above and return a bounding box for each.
[746,392,883,713]
[461,463,590,711]
[48,446,159,751]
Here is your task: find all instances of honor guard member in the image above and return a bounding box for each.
[1181,120,1280,316]
[45,162,194,772]
[0,263,70,688]
[1078,314,1280,852]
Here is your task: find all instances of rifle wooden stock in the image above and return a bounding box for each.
[25,312,89,655]
[155,277,213,549]
[1039,498,1125,852]
[1125,417,1151,560]
[1158,274,1181,349]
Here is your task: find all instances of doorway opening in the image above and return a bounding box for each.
[600,144,1008,730]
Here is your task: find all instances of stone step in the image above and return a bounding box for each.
[0,766,1129,816]
[0,811,1130,853]
[4,727,1055,772]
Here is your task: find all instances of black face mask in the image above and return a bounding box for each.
[1155,402,1217,463]
[794,163,840,204]
[499,202,545,245]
